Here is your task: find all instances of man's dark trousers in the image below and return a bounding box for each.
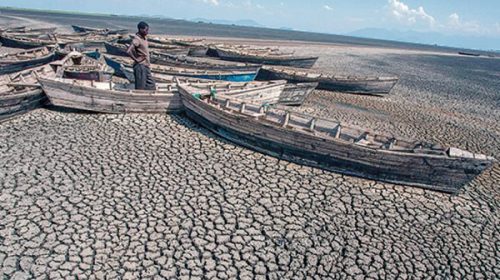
[134,63,156,90]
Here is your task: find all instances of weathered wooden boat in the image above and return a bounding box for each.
[71,25,128,35]
[148,37,207,56]
[105,41,190,57]
[0,47,56,75]
[103,54,257,82]
[38,77,183,113]
[257,66,399,95]
[178,84,496,193]
[149,51,261,72]
[52,52,114,81]
[458,51,481,57]
[56,33,120,48]
[0,33,58,49]
[213,46,318,68]
[0,66,54,122]
[3,26,57,34]
[38,77,287,113]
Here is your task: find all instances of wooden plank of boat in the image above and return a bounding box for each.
[213,46,318,68]
[38,77,183,113]
[256,66,399,95]
[52,52,114,82]
[278,82,318,106]
[0,47,56,75]
[0,65,55,122]
[103,54,258,82]
[177,84,496,193]
[0,33,58,49]
[150,51,261,72]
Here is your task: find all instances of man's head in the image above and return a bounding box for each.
[137,21,149,36]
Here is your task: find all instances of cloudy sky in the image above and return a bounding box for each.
[3,0,500,49]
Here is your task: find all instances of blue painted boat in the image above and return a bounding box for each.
[103,54,257,82]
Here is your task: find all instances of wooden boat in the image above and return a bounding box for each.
[257,66,399,95]
[0,47,56,75]
[0,33,58,49]
[3,26,57,34]
[105,41,190,57]
[71,25,128,35]
[0,66,54,122]
[458,51,481,57]
[38,77,286,113]
[148,37,207,56]
[149,52,261,72]
[103,54,257,82]
[213,46,318,68]
[51,52,114,81]
[56,33,120,48]
[39,77,182,113]
[178,84,495,193]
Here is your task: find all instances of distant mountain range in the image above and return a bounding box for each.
[347,28,500,51]
[191,18,265,28]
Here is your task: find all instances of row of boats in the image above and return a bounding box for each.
[0,25,495,193]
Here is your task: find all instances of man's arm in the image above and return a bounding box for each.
[126,41,145,64]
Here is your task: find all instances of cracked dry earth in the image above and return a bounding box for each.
[1,50,500,279]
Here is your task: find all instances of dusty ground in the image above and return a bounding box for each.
[1,15,500,279]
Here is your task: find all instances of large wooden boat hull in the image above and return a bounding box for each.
[0,52,56,75]
[257,67,399,95]
[0,35,56,49]
[178,86,494,193]
[104,42,129,57]
[215,48,318,69]
[0,89,47,122]
[150,52,261,72]
[38,78,182,113]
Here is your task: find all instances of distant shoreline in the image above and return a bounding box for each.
[0,6,498,57]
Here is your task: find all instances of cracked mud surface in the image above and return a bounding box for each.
[1,29,500,280]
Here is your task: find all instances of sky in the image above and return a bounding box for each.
[2,0,500,50]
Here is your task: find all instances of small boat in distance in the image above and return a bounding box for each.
[458,51,481,57]
[178,84,495,193]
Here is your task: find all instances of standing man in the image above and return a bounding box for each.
[127,21,155,90]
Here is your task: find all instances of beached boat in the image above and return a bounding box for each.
[149,52,261,72]
[71,25,128,35]
[148,37,207,56]
[213,46,318,68]
[103,54,257,82]
[257,66,399,95]
[3,26,57,34]
[38,77,287,113]
[56,33,120,48]
[52,52,114,81]
[0,66,54,122]
[178,84,495,193]
[0,33,58,49]
[0,47,56,75]
[105,42,190,57]
[39,77,182,113]
[458,51,481,57]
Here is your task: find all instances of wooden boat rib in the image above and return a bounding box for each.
[0,65,55,122]
[257,66,399,95]
[177,84,495,193]
[103,54,257,82]
[0,47,56,75]
[213,46,318,68]
[51,52,114,81]
[279,82,318,106]
[0,33,58,49]
[150,51,261,72]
